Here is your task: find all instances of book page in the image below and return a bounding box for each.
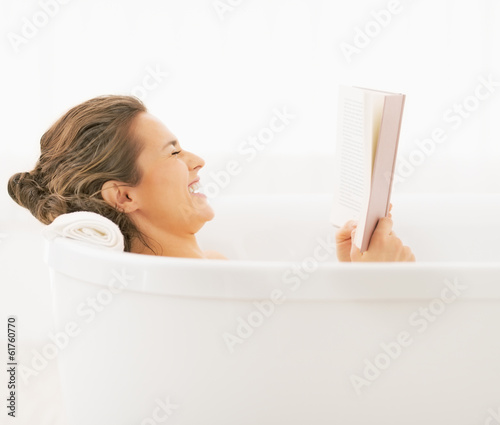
[353,91,385,250]
[330,86,370,227]
[339,97,365,211]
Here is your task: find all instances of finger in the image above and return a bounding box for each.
[373,216,394,236]
[387,203,393,218]
[335,220,357,242]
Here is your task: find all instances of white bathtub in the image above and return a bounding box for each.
[45,193,500,425]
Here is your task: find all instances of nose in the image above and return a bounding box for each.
[185,150,205,171]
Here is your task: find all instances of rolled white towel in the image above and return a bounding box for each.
[41,211,124,251]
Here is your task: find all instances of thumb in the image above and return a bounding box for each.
[373,217,394,237]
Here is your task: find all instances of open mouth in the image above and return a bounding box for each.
[188,181,201,194]
[188,181,206,197]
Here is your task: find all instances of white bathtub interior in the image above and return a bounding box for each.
[197,192,500,262]
[44,193,500,425]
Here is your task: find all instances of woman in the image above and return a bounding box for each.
[7,95,415,262]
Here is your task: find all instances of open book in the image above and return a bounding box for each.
[330,86,405,252]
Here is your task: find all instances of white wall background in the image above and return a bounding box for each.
[1,0,500,340]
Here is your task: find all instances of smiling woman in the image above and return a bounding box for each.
[6,95,413,262]
[6,95,226,259]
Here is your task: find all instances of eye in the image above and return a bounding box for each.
[172,150,182,156]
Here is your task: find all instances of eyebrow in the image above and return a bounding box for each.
[161,140,179,151]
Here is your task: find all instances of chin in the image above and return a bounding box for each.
[203,206,215,222]
[192,206,215,231]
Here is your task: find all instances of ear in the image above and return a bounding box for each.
[101,181,139,214]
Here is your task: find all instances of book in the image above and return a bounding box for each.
[330,85,406,253]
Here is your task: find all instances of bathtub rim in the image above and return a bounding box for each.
[44,233,500,269]
[44,236,500,301]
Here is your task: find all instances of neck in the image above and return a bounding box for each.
[130,226,206,259]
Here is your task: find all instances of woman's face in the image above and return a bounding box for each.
[128,112,214,234]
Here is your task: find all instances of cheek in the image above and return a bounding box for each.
[149,168,171,189]
[141,161,186,199]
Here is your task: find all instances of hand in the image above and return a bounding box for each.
[350,213,415,262]
[335,204,395,262]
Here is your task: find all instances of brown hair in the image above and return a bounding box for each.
[7,95,148,252]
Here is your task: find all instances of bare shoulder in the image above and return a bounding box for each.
[203,250,229,260]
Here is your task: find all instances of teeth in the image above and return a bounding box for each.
[188,181,201,194]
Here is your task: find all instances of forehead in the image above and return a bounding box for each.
[131,112,176,150]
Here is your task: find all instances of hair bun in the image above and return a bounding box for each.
[7,171,52,222]
[12,171,30,185]
[12,171,44,192]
